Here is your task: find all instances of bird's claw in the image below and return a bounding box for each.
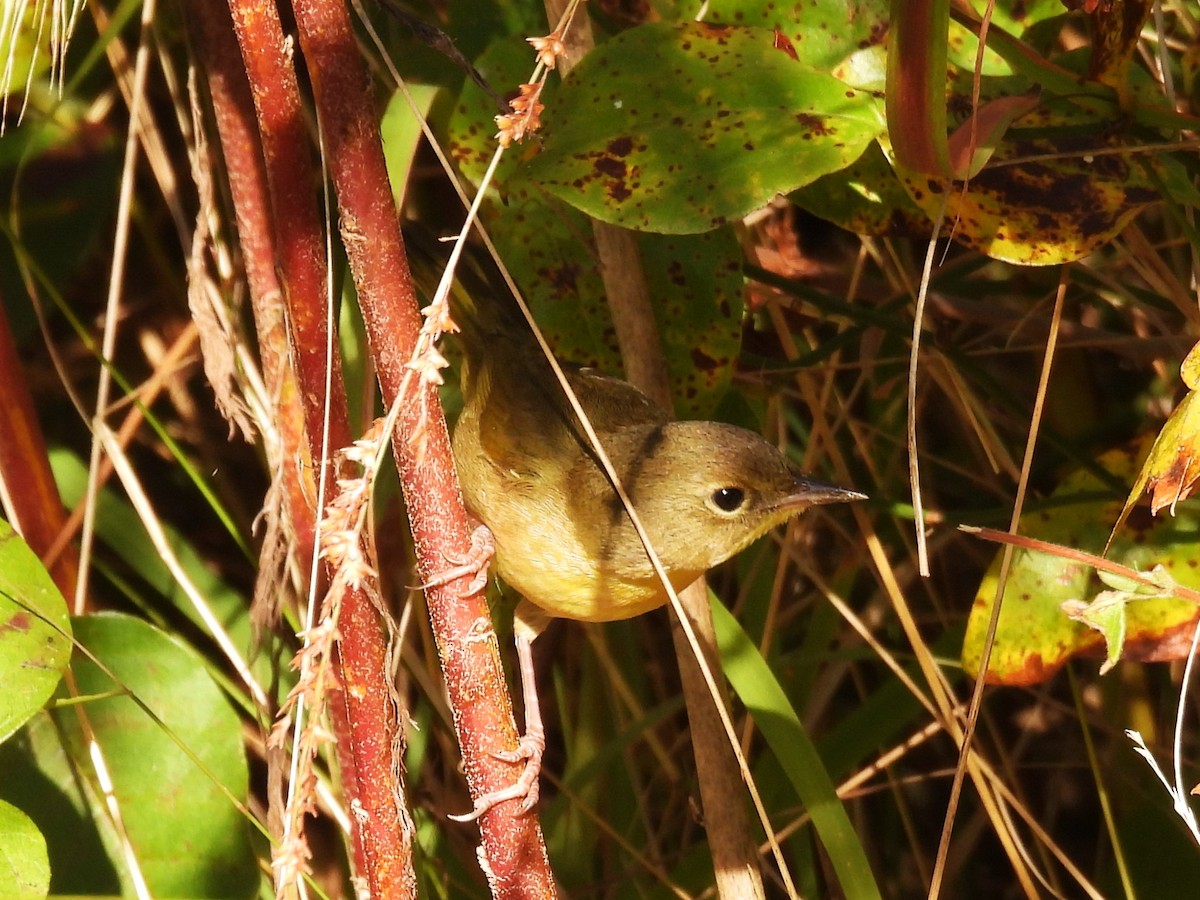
[449,723,546,822]
[423,524,494,595]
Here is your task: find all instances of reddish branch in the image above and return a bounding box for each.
[210,0,554,894]
[220,0,413,894]
[0,289,81,597]
[286,0,555,894]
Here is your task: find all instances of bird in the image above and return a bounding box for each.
[443,282,864,821]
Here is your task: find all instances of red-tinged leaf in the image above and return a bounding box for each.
[1111,389,1200,535]
[964,439,1200,685]
[945,89,1041,179]
[1110,343,1200,538]
[1146,441,1200,516]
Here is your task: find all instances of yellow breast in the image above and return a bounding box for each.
[469,473,690,623]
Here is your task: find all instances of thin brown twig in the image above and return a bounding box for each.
[930,268,1069,900]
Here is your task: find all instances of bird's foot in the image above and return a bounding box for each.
[423,524,494,595]
[449,723,546,822]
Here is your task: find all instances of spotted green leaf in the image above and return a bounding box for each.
[706,0,891,83]
[448,37,745,416]
[0,798,48,900]
[529,22,884,234]
[0,519,71,745]
[888,96,1159,265]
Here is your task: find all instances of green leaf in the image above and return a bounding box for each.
[0,713,122,894]
[713,600,882,900]
[1062,591,1129,676]
[0,798,49,900]
[54,614,257,898]
[945,0,1067,77]
[1066,564,1178,674]
[0,519,71,745]
[964,439,1200,685]
[382,83,440,208]
[793,140,928,235]
[529,22,883,234]
[706,0,891,81]
[449,38,746,416]
[48,449,266,692]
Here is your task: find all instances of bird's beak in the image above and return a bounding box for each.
[780,479,867,510]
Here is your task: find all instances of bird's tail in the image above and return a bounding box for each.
[401,226,533,370]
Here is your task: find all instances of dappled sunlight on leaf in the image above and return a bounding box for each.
[891,101,1161,264]
[529,23,884,234]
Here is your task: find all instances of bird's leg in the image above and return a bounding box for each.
[450,628,547,821]
[422,523,494,594]
[426,523,546,819]
[496,630,546,808]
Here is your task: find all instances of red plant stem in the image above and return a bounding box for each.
[886,0,951,177]
[191,0,345,862]
[0,291,81,597]
[189,0,316,568]
[225,1,350,436]
[288,0,555,894]
[963,526,1200,606]
[223,0,416,894]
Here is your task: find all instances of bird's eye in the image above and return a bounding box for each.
[710,486,746,513]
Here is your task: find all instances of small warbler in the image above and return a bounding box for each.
[447,288,863,820]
